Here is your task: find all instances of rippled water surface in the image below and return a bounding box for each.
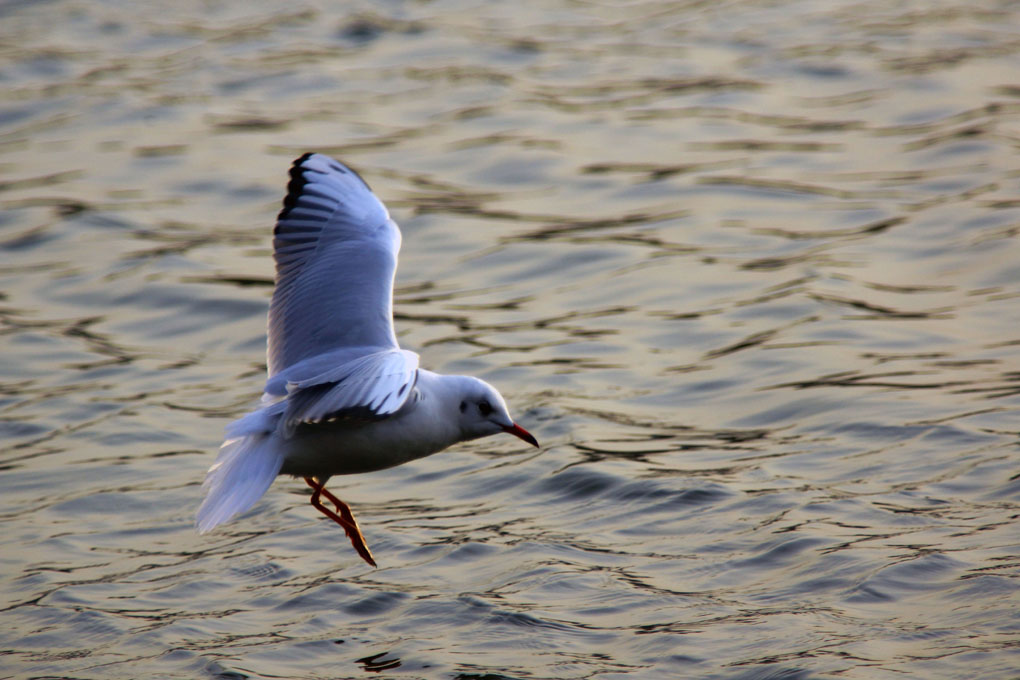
[3,1,1020,678]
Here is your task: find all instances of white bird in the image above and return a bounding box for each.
[197,153,538,566]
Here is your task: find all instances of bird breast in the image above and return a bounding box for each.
[278,386,459,477]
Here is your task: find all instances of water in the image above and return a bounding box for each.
[2,1,1019,678]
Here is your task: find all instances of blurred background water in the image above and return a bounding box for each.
[2,1,1019,678]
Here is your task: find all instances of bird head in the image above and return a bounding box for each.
[453,377,539,448]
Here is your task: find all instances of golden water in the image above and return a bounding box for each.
[2,1,1019,678]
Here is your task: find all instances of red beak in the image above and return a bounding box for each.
[503,422,539,448]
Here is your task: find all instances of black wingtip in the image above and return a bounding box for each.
[278,153,319,223]
[277,153,375,226]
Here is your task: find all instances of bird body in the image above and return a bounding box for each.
[197,153,537,564]
[279,370,508,477]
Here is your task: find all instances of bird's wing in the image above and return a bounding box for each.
[280,348,419,436]
[268,153,401,376]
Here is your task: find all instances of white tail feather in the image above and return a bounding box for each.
[196,407,285,533]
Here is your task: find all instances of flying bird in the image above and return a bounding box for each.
[197,153,538,566]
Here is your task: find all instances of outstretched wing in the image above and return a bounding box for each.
[280,348,420,435]
[268,153,401,376]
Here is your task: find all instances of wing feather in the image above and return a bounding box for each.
[281,348,419,436]
[267,153,402,376]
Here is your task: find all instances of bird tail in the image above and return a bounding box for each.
[196,403,286,533]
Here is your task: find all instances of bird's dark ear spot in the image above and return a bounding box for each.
[459,401,467,413]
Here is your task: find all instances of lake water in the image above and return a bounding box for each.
[2,1,1019,678]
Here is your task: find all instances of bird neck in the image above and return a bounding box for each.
[412,370,470,445]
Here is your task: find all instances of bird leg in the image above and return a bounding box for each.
[304,477,377,567]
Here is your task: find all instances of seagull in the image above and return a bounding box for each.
[196,153,539,566]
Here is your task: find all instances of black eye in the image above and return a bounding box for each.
[459,401,467,413]
[478,400,493,416]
